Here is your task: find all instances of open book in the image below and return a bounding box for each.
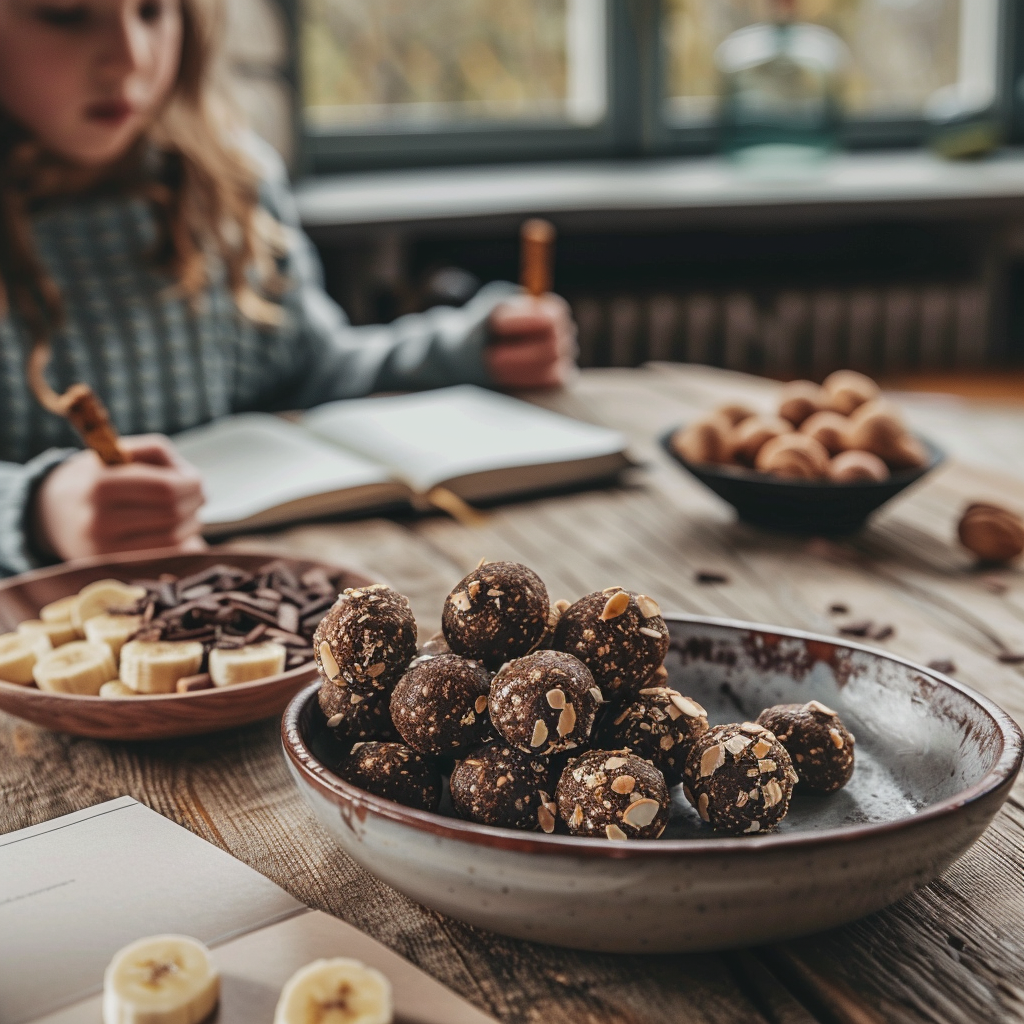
[173,385,630,536]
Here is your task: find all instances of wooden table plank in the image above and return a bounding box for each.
[3,364,1024,1024]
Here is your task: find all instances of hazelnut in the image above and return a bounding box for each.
[670,413,734,465]
[716,403,756,426]
[777,380,826,427]
[800,410,849,456]
[844,400,924,468]
[886,433,928,471]
[828,450,890,483]
[822,369,880,415]
[958,503,1024,563]
[730,415,792,466]
[755,433,830,480]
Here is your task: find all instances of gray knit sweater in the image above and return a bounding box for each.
[0,141,513,576]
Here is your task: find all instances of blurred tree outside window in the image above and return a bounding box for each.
[663,0,998,126]
[301,0,606,129]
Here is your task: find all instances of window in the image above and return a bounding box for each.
[287,0,1016,172]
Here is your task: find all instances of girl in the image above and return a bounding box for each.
[0,0,576,576]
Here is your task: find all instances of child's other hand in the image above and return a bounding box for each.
[33,435,207,562]
[487,294,578,389]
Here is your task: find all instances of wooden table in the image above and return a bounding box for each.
[4,365,1024,1024]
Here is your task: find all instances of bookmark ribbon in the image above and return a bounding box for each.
[422,487,489,528]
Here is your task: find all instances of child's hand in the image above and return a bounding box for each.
[487,294,578,389]
[33,435,206,562]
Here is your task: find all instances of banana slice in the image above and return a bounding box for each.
[0,632,53,685]
[33,640,117,694]
[102,934,219,1024]
[120,640,204,694]
[17,618,80,647]
[208,642,287,687]
[274,958,392,1024]
[84,614,143,660]
[72,579,147,630]
[40,594,81,626]
[99,680,137,698]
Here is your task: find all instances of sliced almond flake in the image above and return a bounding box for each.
[366,663,385,678]
[475,557,488,569]
[557,703,577,737]
[537,805,556,833]
[610,774,636,795]
[326,713,344,729]
[605,823,628,841]
[613,708,630,726]
[602,586,625,594]
[699,743,725,777]
[829,728,845,749]
[740,722,767,735]
[622,798,661,829]
[665,703,683,721]
[639,627,664,640]
[724,735,751,756]
[546,688,567,709]
[599,591,630,621]
[743,820,761,834]
[659,734,675,751]
[487,588,504,597]
[349,694,363,705]
[697,792,710,822]
[751,739,773,759]
[496,775,509,788]
[570,803,584,828]
[636,594,661,619]
[318,641,341,681]
[468,581,481,599]
[474,695,488,714]
[806,699,837,716]
[736,790,749,808]
[670,694,706,719]
[762,779,784,807]
[530,719,549,748]
[749,788,759,800]
[451,591,472,612]
[555,599,572,613]
[603,756,628,770]
[757,759,778,774]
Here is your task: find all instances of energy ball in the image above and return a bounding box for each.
[757,700,855,794]
[335,742,441,812]
[314,584,417,697]
[489,650,601,755]
[390,654,493,757]
[552,589,670,703]
[556,750,670,840]
[442,561,550,668]
[319,683,399,745]
[599,686,709,784]
[450,743,558,832]
[683,723,799,836]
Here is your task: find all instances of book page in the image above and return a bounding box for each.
[173,413,395,530]
[0,798,302,1024]
[301,385,627,495]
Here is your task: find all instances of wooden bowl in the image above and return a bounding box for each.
[0,549,369,741]
[662,428,944,535]
[283,614,1022,953]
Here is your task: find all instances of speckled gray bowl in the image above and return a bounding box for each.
[282,615,1022,953]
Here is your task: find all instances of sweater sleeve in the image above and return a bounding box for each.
[246,137,517,409]
[0,448,76,577]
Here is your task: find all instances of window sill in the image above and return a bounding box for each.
[295,147,1024,234]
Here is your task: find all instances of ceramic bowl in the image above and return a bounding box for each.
[283,614,1021,953]
[0,549,370,741]
[661,428,944,534]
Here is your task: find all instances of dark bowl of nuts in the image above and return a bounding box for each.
[281,561,1021,953]
[0,548,371,740]
[661,428,944,535]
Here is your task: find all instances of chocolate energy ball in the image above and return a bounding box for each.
[442,561,550,668]
[450,743,558,832]
[314,584,418,697]
[556,750,670,840]
[599,686,709,785]
[390,653,493,757]
[335,741,441,812]
[319,682,399,745]
[757,700,855,794]
[683,723,799,836]
[489,650,602,756]
[552,589,670,703]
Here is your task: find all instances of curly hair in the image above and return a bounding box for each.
[0,0,283,350]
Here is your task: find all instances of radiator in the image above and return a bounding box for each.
[568,283,991,375]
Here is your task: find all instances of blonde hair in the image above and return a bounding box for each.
[0,0,282,349]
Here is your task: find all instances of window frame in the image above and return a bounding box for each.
[279,0,1024,175]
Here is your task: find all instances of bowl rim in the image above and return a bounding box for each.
[660,426,945,490]
[0,546,367,704]
[282,612,1023,859]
